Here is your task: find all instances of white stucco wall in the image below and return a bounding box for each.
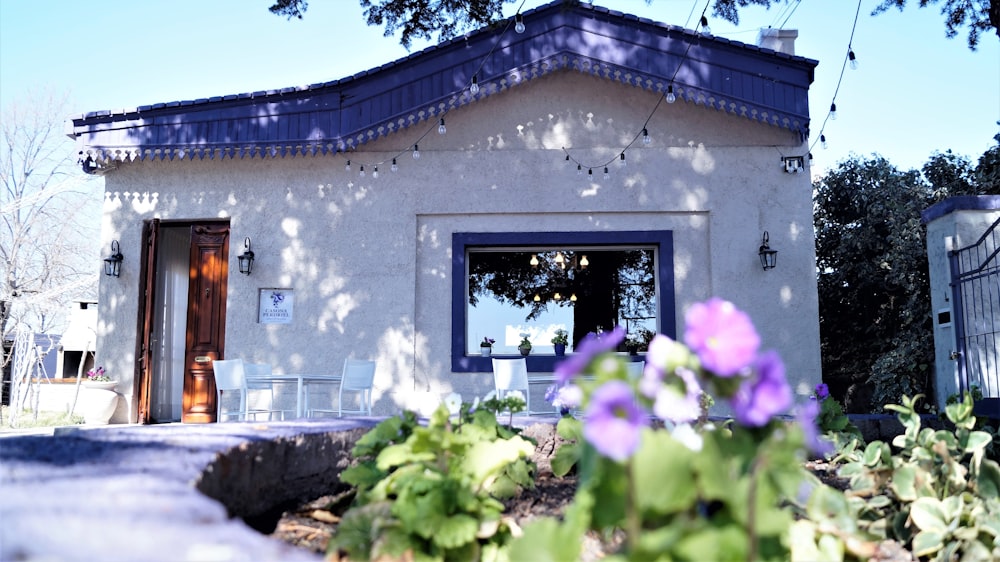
[96,71,821,421]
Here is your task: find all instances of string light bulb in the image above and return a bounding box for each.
[470,74,480,95]
[580,255,589,268]
[587,168,593,180]
[619,152,626,167]
[514,13,525,34]
[642,128,651,145]
[554,292,562,300]
[820,134,828,149]
[413,144,420,159]
[666,84,676,103]
[359,165,366,177]
[700,15,711,35]
[848,49,858,70]
[438,118,447,135]
[345,160,351,172]
[530,254,539,267]
[830,102,837,120]
[391,158,398,172]
[570,293,577,302]
[577,164,582,175]
[372,165,378,179]
[603,166,610,180]
[533,293,541,302]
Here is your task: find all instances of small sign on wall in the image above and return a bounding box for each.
[259,288,294,324]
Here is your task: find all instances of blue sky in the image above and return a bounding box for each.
[1,0,997,177]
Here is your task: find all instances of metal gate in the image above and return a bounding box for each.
[949,216,1000,416]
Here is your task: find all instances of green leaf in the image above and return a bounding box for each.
[556,416,583,441]
[909,497,948,533]
[432,514,479,549]
[508,489,592,562]
[550,441,581,477]
[890,464,918,502]
[340,461,384,490]
[963,430,993,454]
[910,530,946,558]
[632,428,698,516]
[377,442,434,471]
[976,459,1000,498]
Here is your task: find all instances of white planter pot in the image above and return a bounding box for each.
[480,347,492,357]
[80,388,121,424]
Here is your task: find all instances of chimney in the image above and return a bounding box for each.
[756,28,798,56]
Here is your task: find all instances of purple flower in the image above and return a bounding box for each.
[583,380,648,462]
[684,298,760,377]
[729,350,792,427]
[640,335,693,398]
[554,327,626,385]
[797,400,834,457]
[813,383,830,401]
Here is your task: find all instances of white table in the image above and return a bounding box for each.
[245,373,341,418]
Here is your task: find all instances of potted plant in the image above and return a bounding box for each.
[551,329,569,356]
[480,337,495,357]
[83,366,116,390]
[518,334,532,356]
[625,333,642,356]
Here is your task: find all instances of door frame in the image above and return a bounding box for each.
[135,218,231,424]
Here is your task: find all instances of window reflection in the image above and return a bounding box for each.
[467,247,657,355]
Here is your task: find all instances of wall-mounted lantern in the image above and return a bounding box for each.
[758,232,778,270]
[103,240,123,277]
[237,237,255,275]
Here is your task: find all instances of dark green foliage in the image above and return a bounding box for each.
[814,149,996,412]
[268,0,999,52]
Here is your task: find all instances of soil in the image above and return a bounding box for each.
[267,424,913,561]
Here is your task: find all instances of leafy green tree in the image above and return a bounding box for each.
[268,0,999,50]
[814,147,996,412]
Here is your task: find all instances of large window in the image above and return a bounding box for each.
[451,231,675,372]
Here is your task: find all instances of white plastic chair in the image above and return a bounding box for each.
[492,358,531,415]
[244,362,293,420]
[212,359,285,422]
[308,359,376,417]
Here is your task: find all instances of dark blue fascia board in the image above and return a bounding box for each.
[69,0,816,154]
[450,230,676,373]
[921,195,1000,224]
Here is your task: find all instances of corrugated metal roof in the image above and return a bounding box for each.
[68,0,817,167]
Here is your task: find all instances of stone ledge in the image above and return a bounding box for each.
[0,419,378,562]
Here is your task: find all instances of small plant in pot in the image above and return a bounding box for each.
[518,334,532,356]
[480,337,495,357]
[551,329,569,356]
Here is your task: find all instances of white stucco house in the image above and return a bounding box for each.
[68,1,822,424]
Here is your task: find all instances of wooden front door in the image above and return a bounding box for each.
[181,224,230,423]
[135,219,160,424]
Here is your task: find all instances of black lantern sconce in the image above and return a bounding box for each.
[103,240,123,277]
[237,237,255,275]
[758,232,778,270]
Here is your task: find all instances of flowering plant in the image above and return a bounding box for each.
[550,329,569,346]
[512,297,830,560]
[518,335,531,350]
[480,337,495,348]
[85,366,111,382]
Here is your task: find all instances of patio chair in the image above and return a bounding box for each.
[492,358,531,415]
[212,359,285,422]
[244,362,292,420]
[308,358,376,417]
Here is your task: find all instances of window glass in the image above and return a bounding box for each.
[466,247,657,355]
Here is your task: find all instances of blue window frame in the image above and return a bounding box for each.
[451,231,675,372]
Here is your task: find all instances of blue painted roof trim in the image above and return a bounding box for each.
[69,0,816,164]
[921,195,1000,224]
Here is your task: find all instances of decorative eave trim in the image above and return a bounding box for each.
[72,0,816,171]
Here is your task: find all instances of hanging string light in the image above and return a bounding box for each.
[391,158,398,172]
[412,144,420,159]
[620,152,626,167]
[470,74,480,95]
[359,164,366,177]
[642,128,651,145]
[372,165,379,179]
[699,15,711,35]
[438,118,447,135]
[848,49,858,70]
[603,167,610,180]
[666,84,676,103]
[514,13,525,34]
[829,102,837,120]
[345,160,351,172]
